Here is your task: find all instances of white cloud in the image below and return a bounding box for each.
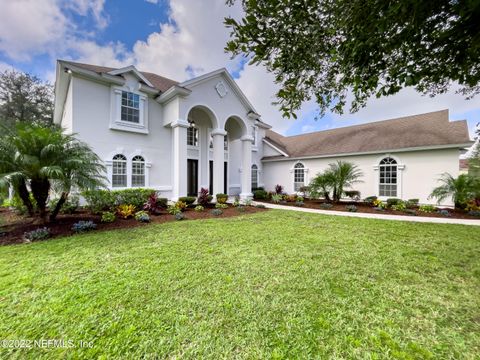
[145,0,159,3]
[0,0,109,61]
[0,0,67,61]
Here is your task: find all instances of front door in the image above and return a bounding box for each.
[208,161,228,195]
[187,159,198,196]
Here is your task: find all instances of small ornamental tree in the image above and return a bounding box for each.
[0,123,105,223]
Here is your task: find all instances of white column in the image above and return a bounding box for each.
[171,119,189,200]
[212,128,227,196]
[240,135,254,200]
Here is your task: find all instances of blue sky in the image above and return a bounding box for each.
[0,0,478,141]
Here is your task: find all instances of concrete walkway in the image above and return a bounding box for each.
[255,202,480,226]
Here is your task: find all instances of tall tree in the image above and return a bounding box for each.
[0,70,54,128]
[225,0,480,118]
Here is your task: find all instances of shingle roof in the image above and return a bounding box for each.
[64,61,179,92]
[264,110,472,160]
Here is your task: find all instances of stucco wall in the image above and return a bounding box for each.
[71,75,174,197]
[262,148,460,206]
[60,80,73,134]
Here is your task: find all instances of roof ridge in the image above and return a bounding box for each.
[282,109,450,139]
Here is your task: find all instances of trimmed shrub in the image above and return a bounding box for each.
[135,211,150,223]
[72,221,97,233]
[23,227,50,242]
[215,203,228,209]
[116,189,156,209]
[345,205,357,212]
[252,187,265,192]
[406,199,419,208]
[364,196,377,205]
[101,211,116,223]
[386,198,402,208]
[179,196,196,206]
[175,212,185,220]
[419,204,436,213]
[117,204,136,219]
[216,193,228,204]
[211,209,223,216]
[320,203,333,209]
[391,202,407,211]
[83,189,116,213]
[83,189,156,214]
[194,205,204,212]
[253,189,268,200]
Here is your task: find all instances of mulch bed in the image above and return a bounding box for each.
[257,198,480,220]
[0,205,268,246]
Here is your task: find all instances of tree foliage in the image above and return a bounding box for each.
[0,70,54,128]
[0,123,105,223]
[225,0,480,118]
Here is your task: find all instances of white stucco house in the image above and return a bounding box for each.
[54,60,472,205]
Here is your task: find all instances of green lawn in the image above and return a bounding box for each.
[0,210,479,359]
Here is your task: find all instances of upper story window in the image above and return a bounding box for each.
[110,87,148,134]
[379,157,397,197]
[187,121,198,146]
[112,154,127,187]
[131,155,145,187]
[251,126,257,146]
[121,91,140,123]
[294,163,305,191]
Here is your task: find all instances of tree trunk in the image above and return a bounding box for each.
[30,178,50,223]
[50,192,68,222]
[16,180,34,216]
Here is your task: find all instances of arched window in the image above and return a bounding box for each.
[112,154,127,187]
[132,156,145,187]
[187,120,198,146]
[294,163,305,191]
[251,164,258,189]
[379,157,397,197]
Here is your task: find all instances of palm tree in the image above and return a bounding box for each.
[429,173,479,209]
[309,170,335,202]
[328,161,363,203]
[0,123,105,223]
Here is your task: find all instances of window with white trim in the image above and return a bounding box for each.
[112,154,127,187]
[379,157,397,197]
[187,121,198,146]
[121,91,140,123]
[251,126,257,146]
[251,164,258,189]
[131,155,145,187]
[294,163,305,191]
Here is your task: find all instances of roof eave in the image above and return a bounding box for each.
[261,142,475,162]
